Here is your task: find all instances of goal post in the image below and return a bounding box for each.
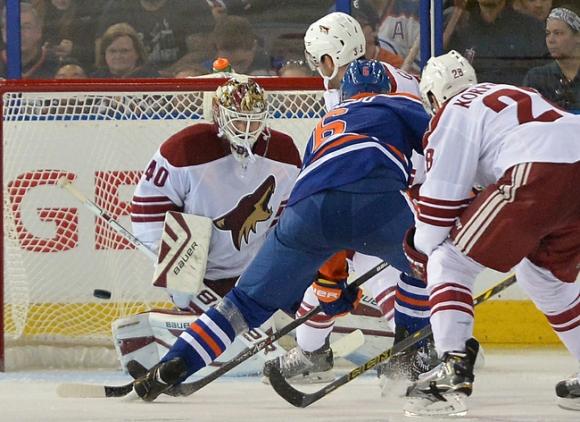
[0,77,325,370]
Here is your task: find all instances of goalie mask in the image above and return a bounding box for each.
[213,78,268,164]
[419,50,477,116]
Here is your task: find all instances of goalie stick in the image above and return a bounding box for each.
[56,261,391,398]
[268,273,518,408]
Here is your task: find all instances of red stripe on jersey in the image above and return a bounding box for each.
[131,215,166,223]
[430,283,473,315]
[551,319,580,333]
[418,202,467,220]
[417,214,456,227]
[431,303,474,317]
[546,296,580,326]
[419,196,472,207]
[131,202,178,215]
[431,282,472,297]
[296,303,314,317]
[132,195,172,203]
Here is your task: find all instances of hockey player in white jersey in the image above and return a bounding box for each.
[131,77,301,302]
[403,50,580,416]
[118,77,301,371]
[262,11,433,386]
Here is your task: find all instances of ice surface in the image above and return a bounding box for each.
[0,348,577,422]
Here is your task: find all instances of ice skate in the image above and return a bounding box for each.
[403,338,479,417]
[377,340,438,397]
[133,357,188,402]
[262,340,334,385]
[377,326,438,390]
[556,371,580,411]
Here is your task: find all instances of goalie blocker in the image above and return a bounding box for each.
[153,211,212,307]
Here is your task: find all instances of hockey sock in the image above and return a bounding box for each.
[162,307,235,378]
[395,273,430,345]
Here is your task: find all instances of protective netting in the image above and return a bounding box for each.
[2,81,325,368]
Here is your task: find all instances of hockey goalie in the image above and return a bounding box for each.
[112,77,303,376]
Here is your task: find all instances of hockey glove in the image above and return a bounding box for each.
[312,278,362,317]
[403,227,428,283]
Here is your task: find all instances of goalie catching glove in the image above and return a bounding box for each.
[312,277,362,317]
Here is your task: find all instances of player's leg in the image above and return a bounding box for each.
[515,258,580,410]
[405,162,580,415]
[263,251,399,384]
[133,194,338,400]
[263,252,349,384]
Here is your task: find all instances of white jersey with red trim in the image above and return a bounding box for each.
[323,61,420,111]
[415,82,580,255]
[131,123,301,280]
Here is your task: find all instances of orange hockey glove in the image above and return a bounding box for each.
[312,278,363,317]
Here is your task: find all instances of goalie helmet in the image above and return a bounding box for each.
[419,50,477,116]
[340,59,391,101]
[304,12,365,82]
[213,78,268,164]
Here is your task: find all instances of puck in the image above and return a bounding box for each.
[93,289,112,299]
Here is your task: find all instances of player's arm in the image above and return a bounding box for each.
[130,149,187,253]
[413,111,479,256]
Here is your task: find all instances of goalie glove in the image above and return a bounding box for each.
[403,227,428,283]
[312,278,362,317]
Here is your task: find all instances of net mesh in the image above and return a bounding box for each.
[2,80,325,368]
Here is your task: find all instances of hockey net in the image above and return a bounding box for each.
[0,77,325,370]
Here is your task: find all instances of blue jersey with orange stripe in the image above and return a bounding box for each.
[288,94,429,206]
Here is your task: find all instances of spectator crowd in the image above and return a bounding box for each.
[0,0,577,111]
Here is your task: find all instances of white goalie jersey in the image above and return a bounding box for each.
[415,82,580,255]
[131,123,302,280]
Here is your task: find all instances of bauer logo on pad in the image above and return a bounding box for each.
[153,211,212,294]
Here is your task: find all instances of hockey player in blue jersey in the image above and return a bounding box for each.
[133,59,431,401]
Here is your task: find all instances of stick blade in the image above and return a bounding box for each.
[268,367,310,408]
[56,382,133,398]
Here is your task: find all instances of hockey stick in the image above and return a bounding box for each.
[56,329,367,399]
[57,260,391,398]
[268,273,517,408]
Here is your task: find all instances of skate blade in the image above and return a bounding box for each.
[557,397,580,411]
[403,393,468,417]
[261,371,335,385]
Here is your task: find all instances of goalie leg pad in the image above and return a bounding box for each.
[113,303,283,377]
[112,310,198,372]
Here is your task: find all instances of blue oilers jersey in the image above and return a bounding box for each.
[288,94,429,206]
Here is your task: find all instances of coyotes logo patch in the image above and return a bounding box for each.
[214,175,276,250]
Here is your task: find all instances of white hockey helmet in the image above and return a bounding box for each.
[304,12,366,82]
[419,50,477,116]
[212,78,268,164]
